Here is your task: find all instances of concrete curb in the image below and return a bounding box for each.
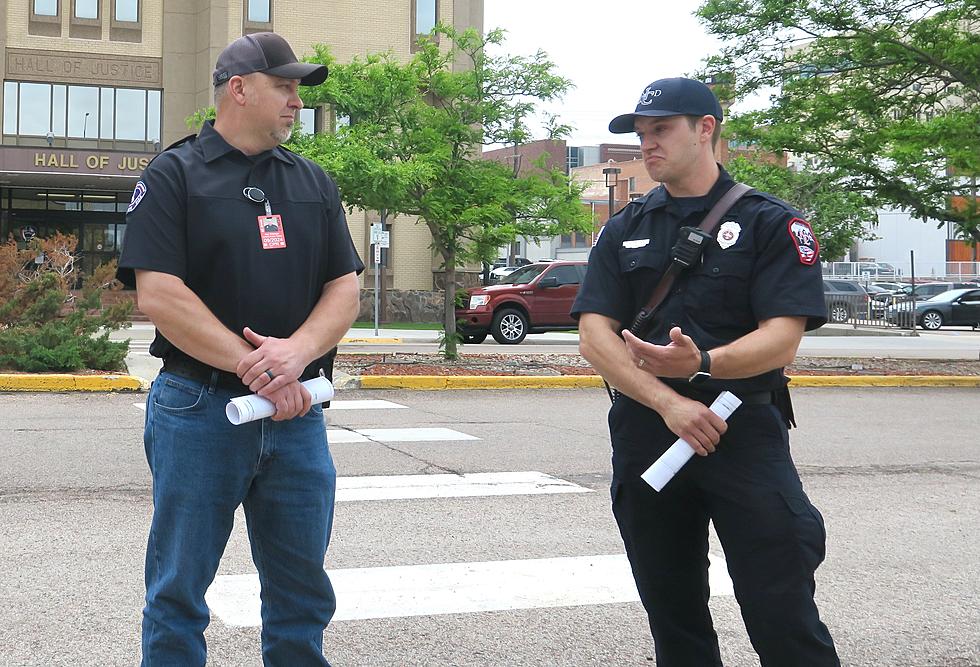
[348,374,980,390]
[340,337,403,344]
[0,373,147,392]
[3,374,978,393]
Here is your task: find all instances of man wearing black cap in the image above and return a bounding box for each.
[117,32,363,665]
[572,77,839,665]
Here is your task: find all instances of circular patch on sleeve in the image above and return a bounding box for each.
[788,217,819,265]
[126,181,147,213]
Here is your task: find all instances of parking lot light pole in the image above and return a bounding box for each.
[602,166,621,241]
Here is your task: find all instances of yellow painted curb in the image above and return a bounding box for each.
[340,337,403,344]
[358,375,606,390]
[357,374,980,390]
[787,375,980,387]
[0,374,146,392]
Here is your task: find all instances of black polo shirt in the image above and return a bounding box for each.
[118,120,364,366]
[572,165,826,395]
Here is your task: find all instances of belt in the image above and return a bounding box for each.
[161,355,249,393]
[666,382,776,406]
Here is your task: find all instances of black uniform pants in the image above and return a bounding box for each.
[610,402,840,667]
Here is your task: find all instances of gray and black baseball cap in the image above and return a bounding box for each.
[213,32,327,87]
[609,77,723,134]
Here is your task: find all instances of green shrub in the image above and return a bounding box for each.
[0,235,131,372]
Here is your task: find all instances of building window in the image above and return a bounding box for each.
[2,81,161,149]
[73,0,98,19]
[114,0,138,21]
[297,108,316,135]
[411,0,439,50]
[244,0,273,31]
[33,0,58,15]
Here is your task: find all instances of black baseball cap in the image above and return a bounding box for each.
[213,32,328,87]
[609,77,723,134]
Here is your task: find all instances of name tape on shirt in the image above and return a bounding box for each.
[622,238,650,249]
[258,215,287,250]
[788,218,818,265]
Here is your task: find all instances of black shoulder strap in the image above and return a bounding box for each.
[628,183,753,337]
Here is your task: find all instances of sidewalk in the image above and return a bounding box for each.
[1,323,977,391]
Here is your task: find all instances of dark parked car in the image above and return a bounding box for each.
[892,281,979,302]
[885,288,980,330]
[823,279,870,323]
[456,261,587,344]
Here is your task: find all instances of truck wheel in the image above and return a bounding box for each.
[491,308,528,344]
[829,302,850,323]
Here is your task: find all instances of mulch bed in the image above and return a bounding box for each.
[335,353,980,377]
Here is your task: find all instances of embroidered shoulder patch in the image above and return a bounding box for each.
[127,181,147,213]
[788,217,819,265]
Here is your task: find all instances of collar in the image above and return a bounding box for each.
[640,164,735,215]
[198,120,295,166]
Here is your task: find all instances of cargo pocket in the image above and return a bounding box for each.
[779,490,827,573]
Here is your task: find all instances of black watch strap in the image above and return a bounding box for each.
[688,349,712,384]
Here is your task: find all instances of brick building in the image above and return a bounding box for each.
[0,0,484,290]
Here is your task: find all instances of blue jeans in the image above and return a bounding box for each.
[142,371,336,666]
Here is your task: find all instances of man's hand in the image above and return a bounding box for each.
[623,327,701,379]
[660,394,728,456]
[263,380,313,421]
[237,327,309,394]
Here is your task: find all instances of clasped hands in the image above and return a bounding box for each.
[236,327,312,421]
[622,326,727,456]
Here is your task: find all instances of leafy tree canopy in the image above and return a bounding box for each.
[698,0,980,247]
[291,26,591,357]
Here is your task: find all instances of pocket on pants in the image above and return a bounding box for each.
[779,490,827,572]
[152,376,207,414]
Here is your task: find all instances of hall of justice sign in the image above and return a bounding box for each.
[33,151,150,173]
[6,49,162,87]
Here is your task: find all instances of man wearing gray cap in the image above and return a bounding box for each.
[572,77,839,665]
[118,32,363,665]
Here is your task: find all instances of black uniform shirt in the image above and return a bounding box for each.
[572,165,827,396]
[117,120,364,368]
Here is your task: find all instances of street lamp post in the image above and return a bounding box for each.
[601,166,621,238]
[83,112,90,138]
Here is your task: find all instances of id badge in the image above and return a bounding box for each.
[257,215,286,249]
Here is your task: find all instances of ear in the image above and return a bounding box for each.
[699,115,716,144]
[227,75,248,106]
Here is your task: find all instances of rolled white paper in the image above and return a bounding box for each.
[641,390,742,492]
[225,376,335,425]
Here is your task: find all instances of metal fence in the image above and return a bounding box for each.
[822,260,979,282]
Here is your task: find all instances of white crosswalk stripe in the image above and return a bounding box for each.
[207,553,733,627]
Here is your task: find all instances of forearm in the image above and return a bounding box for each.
[288,272,361,364]
[135,270,252,372]
[579,314,680,414]
[707,316,806,379]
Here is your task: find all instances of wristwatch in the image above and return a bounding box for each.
[688,349,712,384]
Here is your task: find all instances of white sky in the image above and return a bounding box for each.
[483,0,721,147]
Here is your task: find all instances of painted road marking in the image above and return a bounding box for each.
[335,471,590,502]
[134,399,409,413]
[206,553,733,626]
[327,400,408,410]
[330,427,479,443]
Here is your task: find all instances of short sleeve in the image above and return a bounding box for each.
[571,219,631,323]
[750,207,828,330]
[116,152,188,288]
[320,175,364,282]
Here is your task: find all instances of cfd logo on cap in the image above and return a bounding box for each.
[639,86,662,105]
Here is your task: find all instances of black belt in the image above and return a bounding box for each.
[665,382,776,406]
[161,355,249,393]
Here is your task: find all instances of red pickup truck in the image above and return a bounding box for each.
[455,261,587,344]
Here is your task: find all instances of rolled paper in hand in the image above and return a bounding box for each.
[640,391,742,491]
[225,376,334,425]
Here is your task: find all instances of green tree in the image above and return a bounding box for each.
[291,26,590,358]
[698,0,980,252]
[725,156,875,260]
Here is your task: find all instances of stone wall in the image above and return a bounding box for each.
[358,289,446,323]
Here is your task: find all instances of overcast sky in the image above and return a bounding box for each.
[483,0,721,147]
